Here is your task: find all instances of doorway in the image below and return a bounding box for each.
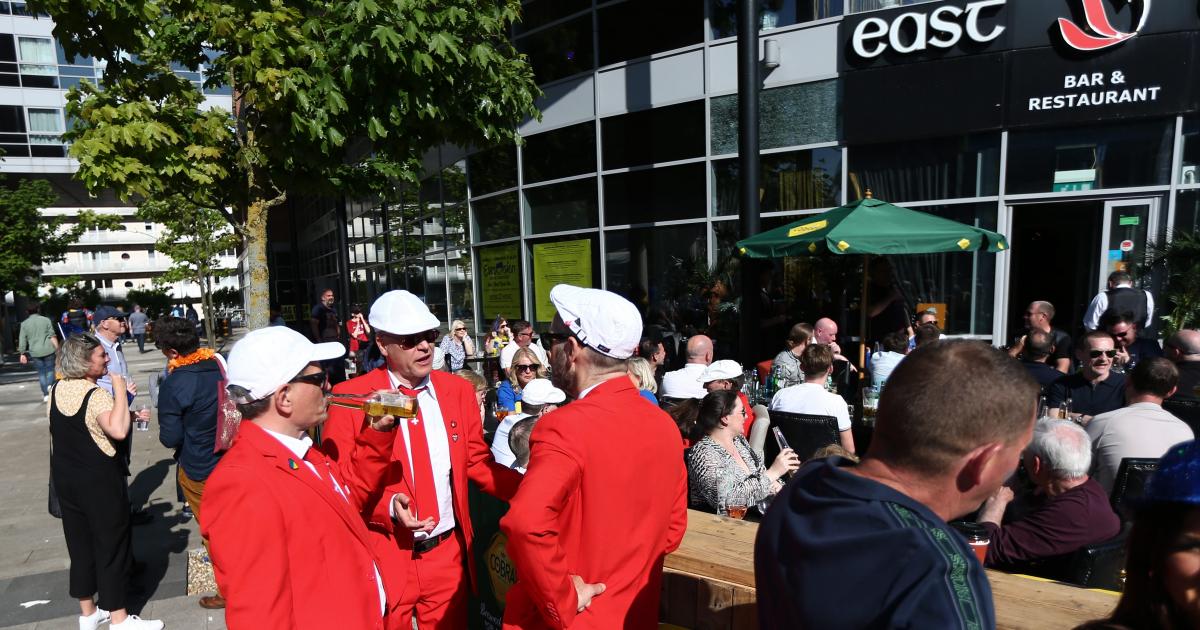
[1006,201,1102,342]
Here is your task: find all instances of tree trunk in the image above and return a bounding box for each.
[244,196,273,330]
[199,272,217,349]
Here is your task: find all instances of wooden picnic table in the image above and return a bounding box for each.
[661,509,1118,629]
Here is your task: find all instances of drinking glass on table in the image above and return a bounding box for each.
[720,486,751,520]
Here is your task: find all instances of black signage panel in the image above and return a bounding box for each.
[1006,0,1200,52]
[842,53,1005,145]
[1006,32,1198,128]
[840,0,1009,72]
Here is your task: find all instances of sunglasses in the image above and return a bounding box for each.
[514,364,539,373]
[289,370,328,388]
[1088,349,1118,358]
[543,331,573,346]
[454,327,467,332]
[389,329,439,348]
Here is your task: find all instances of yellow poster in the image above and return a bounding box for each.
[479,244,522,323]
[533,239,592,323]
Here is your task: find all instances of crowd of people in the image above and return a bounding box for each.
[20,261,1200,630]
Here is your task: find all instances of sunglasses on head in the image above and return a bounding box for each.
[390,329,439,348]
[289,370,328,388]
[515,364,538,372]
[1089,349,1117,358]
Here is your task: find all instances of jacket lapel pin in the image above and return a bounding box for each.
[288,458,299,470]
[451,434,459,442]
[450,420,457,429]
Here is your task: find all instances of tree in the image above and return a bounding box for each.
[125,287,174,319]
[138,196,239,349]
[1143,230,1200,335]
[212,286,243,311]
[34,0,540,329]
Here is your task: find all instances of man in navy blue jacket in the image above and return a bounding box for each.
[154,316,226,609]
[756,340,1039,629]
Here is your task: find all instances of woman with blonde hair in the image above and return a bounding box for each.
[627,356,659,405]
[439,319,475,371]
[496,347,546,411]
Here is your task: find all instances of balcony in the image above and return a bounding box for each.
[41,258,175,276]
[71,231,158,247]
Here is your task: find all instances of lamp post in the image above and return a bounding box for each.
[738,0,762,365]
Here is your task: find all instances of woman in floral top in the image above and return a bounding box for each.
[686,390,799,514]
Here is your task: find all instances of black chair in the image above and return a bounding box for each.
[1164,398,1200,436]
[1109,457,1159,523]
[1052,528,1130,591]
[764,410,840,463]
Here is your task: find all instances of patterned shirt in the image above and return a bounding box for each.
[686,434,776,511]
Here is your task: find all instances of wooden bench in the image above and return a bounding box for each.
[662,510,1118,629]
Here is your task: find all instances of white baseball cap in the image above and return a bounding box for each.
[226,327,345,402]
[369,290,441,335]
[700,359,743,383]
[550,284,641,360]
[521,379,566,406]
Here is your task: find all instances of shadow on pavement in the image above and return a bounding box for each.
[126,459,192,613]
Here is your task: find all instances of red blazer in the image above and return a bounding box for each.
[320,368,522,596]
[500,377,688,630]
[201,421,397,629]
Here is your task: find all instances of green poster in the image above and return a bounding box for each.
[532,239,592,323]
[479,244,522,324]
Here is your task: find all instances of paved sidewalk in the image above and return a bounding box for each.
[0,338,233,629]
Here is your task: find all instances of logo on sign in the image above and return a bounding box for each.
[1120,239,1135,252]
[1058,0,1151,52]
[849,0,1006,59]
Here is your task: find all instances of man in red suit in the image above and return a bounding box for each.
[321,290,522,629]
[501,284,688,629]
[202,326,401,629]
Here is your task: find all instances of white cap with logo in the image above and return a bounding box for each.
[369,290,442,335]
[699,359,744,383]
[549,284,642,360]
[226,327,344,402]
[521,379,567,406]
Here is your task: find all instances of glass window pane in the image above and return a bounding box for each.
[1179,117,1200,185]
[1176,190,1200,234]
[442,161,466,206]
[1006,120,1173,195]
[847,0,936,13]
[28,108,61,133]
[711,80,839,155]
[848,133,1000,203]
[522,121,596,183]
[603,163,706,225]
[525,178,598,234]
[597,0,704,66]
[444,202,475,332]
[0,35,15,62]
[709,0,844,39]
[601,100,705,170]
[0,105,25,132]
[514,0,591,36]
[468,143,518,197]
[424,250,449,324]
[471,192,520,241]
[527,234,600,327]
[514,14,594,84]
[605,223,708,316]
[713,147,842,216]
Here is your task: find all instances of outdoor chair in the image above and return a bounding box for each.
[748,405,771,453]
[764,410,840,463]
[1163,398,1200,436]
[1055,528,1129,591]
[1109,457,1159,523]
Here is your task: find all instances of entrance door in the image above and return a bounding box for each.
[1006,201,1103,342]
[1099,199,1159,291]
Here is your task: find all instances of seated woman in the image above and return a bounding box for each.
[627,356,659,405]
[496,347,545,411]
[771,322,812,388]
[686,390,799,514]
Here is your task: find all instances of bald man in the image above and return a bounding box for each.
[1166,330,1200,407]
[814,318,856,372]
[660,335,713,400]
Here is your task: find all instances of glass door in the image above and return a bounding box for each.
[1099,199,1158,291]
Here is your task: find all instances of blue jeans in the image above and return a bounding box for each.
[134,333,146,353]
[30,353,56,396]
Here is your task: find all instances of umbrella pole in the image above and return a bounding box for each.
[860,254,869,370]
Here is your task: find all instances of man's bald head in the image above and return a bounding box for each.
[814,318,838,345]
[686,335,713,365]
[1167,330,1200,360]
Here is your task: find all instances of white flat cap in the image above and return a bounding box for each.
[521,379,566,406]
[550,284,641,360]
[700,359,743,383]
[226,327,344,402]
[369,290,441,335]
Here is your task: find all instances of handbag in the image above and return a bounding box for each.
[214,356,243,453]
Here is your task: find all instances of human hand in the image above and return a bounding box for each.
[125,379,138,396]
[368,413,396,432]
[391,493,436,533]
[110,373,127,391]
[571,575,606,612]
[829,341,842,356]
[978,485,1014,525]
[18,354,27,365]
[768,448,801,480]
[1114,347,1130,366]
[989,485,1015,505]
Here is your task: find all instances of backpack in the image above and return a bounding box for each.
[213,355,242,453]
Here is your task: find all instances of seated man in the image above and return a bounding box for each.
[869,330,908,390]
[1018,329,1063,391]
[912,323,941,349]
[756,341,1038,628]
[1048,331,1126,422]
[491,378,564,469]
[660,334,712,400]
[1086,357,1194,493]
[977,419,1120,572]
[508,417,537,474]
[768,344,854,453]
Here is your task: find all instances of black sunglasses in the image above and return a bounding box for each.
[542,331,574,346]
[389,329,439,348]
[289,370,328,388]
[514,364,538,372]
[1088,349,1118,358]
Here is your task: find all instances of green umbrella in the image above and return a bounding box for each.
[736,195,1008,258]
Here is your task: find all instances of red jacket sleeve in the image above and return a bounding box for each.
[500,421,582,629]
[460,386,522,501]
[203,466,296,627]
[664,461,688,554]
[330,424,395,514]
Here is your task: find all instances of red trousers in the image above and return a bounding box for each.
[387,533,467,630]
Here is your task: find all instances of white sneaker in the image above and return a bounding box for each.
[110,615,163,630]
[79,608,110,630]
[43,395,49,402]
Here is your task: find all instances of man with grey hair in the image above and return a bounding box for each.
[977,419,1120,571]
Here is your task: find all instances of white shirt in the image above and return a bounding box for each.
[660,363,709,400]
[870,351,906,389]
[1086,402,1194,493]
[96,334,129,398]
[769,383,852,432]
[499,341,548,370]
[387,371,456,539]
[261,427,386,616]
[1083,284,1155,331]
[491,412,530,468]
